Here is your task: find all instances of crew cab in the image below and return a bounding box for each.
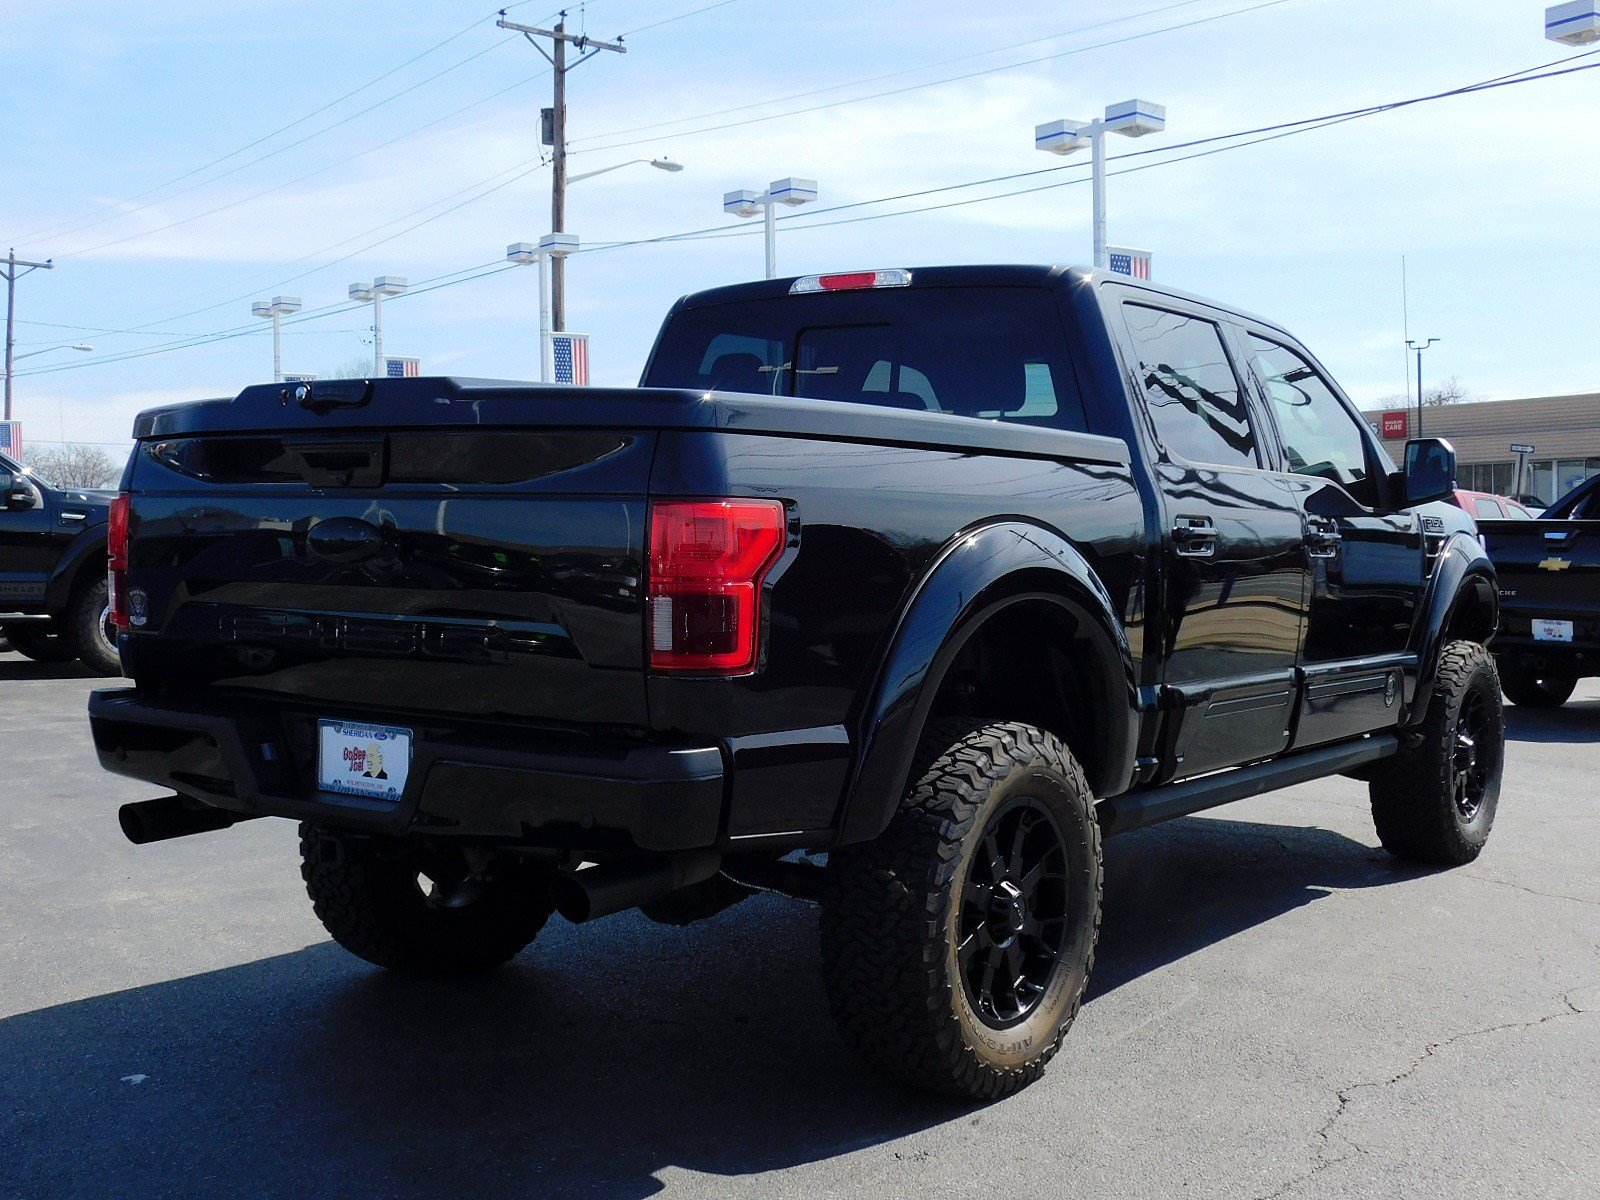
[0,450,121,674]
[1481,471,1600,708]
[89,266,1504,1098]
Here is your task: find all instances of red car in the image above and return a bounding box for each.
[1452,489,1537,521]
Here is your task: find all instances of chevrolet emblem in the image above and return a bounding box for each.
[1538,557,1572,572]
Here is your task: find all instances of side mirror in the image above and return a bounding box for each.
[1401,437,1457,508]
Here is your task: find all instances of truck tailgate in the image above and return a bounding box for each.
[1480,517,1600,639]
[123,420,655,730]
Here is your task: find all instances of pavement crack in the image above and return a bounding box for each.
[1253,1000,1590,1199]
[1459,872,1600,908]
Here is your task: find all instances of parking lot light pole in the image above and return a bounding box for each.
[1547,2,1600,44]
[348,277,407,376]
[1035,101,1167,269]
[250,296,302,383]
[1408,337,1441,438]
[722,178,819,279]
[508,234,578,383]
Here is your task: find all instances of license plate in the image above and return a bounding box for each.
[317,720,411,802]
[1533,619,1574,643]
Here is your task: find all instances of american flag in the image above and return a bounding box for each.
[0,422,20,459]
[384,356,420,378]
[1108,248,1153,281]
[551,333,590,386]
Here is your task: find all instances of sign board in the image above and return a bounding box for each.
[1381,411,1409,440]
[1511,443,1535,455]
[0,421,20,460]
[383,356,420,379]
[1107,247,1152,280]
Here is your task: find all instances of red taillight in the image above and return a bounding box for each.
[789,268,912,294]
[648,499,786,674]
[108,493,132,631]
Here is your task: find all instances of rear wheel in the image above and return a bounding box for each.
[2,623,75,663]
[67,576,121,676]
[300,825,553,976]
[820,720,1102,1099]
[1370,642,1505,865]
[1496,655,1576,709]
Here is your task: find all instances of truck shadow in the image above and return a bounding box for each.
[1503,700,1600,745]
[0,815,1420,1199]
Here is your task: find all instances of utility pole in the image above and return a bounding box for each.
[3,249,55,422]
[497,10,625,333]
[1408,337,1440,439]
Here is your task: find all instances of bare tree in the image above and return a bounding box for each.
[25,443,123,490]
[1375,376,1474,410]
[329,357,374,379]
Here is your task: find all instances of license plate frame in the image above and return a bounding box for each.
[316,719,412,803]
[1532,618,1574,644]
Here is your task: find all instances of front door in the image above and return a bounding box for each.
[1239,330,1424,748]
[0,461,54,612]
[1119,301,1309,781]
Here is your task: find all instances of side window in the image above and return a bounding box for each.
[1123,304,1258,469]
[1475,498,1504,519]
[1246,334,1379,508]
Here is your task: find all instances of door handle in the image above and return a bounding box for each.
[1306,515,1340,559]
[1172,516,1218,558]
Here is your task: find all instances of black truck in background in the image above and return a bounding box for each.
[89,266,1504,1098]
[1481,472,1600,707]
[0,450,122,674]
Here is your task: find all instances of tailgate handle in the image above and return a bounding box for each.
[289,380,371,412]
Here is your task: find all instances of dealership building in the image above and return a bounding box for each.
[1363,391,1600,507]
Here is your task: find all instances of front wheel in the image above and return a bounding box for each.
[300,825,553,976]
[1370,642,1505,865]
[1496,655,1576,709]
[820,720,1102,1099]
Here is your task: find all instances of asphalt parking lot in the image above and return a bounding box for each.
[1,652,1596,1200]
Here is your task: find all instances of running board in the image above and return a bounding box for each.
[1096,734,1399,839]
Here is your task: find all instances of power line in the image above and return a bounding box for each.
[569,0,1294,157]
[583,0,1221,145]
[619,0,746,38]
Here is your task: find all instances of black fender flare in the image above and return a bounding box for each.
[834,520,1139,846]
[1406,531,1497,725]
[44,526,109,616]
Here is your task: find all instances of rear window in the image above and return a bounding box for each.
[644,286,1088,432]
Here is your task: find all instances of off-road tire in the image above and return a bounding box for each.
[1496,655,1576,710]
[299,824,552,976]
[67,575,121,676]
[2,623,75,663]
[820,719,1102,1100]
[1370,641,1504,865]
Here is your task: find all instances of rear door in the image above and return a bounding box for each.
[1117,299,1309,781]
[1238,329,1424,747]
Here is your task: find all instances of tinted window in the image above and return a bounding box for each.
[644,287,1088,432]
[1247,334,1379,507]
[1123,304,1258,468]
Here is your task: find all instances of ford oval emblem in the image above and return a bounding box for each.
[306,517,385,564]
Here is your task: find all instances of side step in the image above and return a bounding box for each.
[1096,734,1398,839]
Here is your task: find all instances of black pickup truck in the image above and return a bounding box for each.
[1481,473,1600,707]
[89,265,1504,1098]
[0,450,122,674]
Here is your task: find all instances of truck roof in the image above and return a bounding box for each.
[670,264,1288,335]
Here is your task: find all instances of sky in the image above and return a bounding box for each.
[3,0,1598,454]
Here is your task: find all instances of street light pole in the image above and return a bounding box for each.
[497,14,627,333]
[722,179,819,279]
[1408,337,1440,438]
[11,344,92,362]
[250,296,302,383]
[349,277,408,376]
[1035,101,1167,269]
[3,249,55,422]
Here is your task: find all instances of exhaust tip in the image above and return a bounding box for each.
[117,803,149,845]
[549,876,595,924]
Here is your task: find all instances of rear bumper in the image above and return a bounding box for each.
[1494,610,1600,675]
[88,689,724,852]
